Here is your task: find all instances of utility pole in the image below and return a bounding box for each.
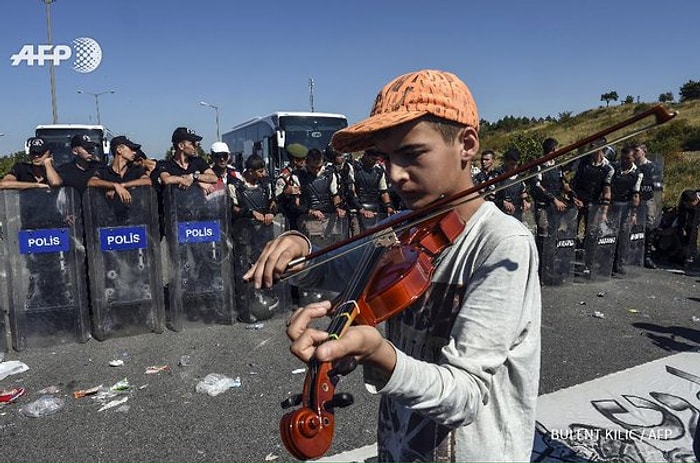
[200,101,221,141]
[308,78,315,112]
[43,0,58,123]
[78,90,116,126]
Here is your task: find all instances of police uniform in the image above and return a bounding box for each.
[92,164,148,184]
[274,143,307,230]
[295,163,344,305]
[209,141,240,189]
[570,154,615,275]
[610,162,642,274]
[495,173,529,221]
[351,158,390,231]
[8,163,49,184]
[530,162,568,235]
[57,135,101,196]
[636,158,661,267]
[159,157,210,178]
[327,158,355,212]
[229,175,281,322]
[474,167,501,201]
[570,155,615,235]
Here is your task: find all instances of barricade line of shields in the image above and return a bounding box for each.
[0,185,294,353]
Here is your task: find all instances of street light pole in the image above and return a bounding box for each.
[199,101,221,141]
[43,0,58,123]
[77,90,115,126]
[308,78,315,112]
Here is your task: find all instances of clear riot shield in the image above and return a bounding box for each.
[232,213,290,323]
[648,152,665,226]
[83,186,165,341]
[0,198,11,353]
[521,208,537,237]
[357,211,387,233]
[297,214,349,306]
[1,188,89,350]
[579,203,622,282]
[162,186,235,331]
[617,203,646,275]
[538,205,577,286]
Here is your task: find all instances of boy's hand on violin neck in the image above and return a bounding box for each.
[287,301,397,374]
[243,233,311,289]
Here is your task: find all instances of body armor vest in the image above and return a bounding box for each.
[298,169,335,213]
[231,178,272,212]
[354,162,384,207]
[532,167,565,204]
[637,161,657,201]
[611,166,640,202]
[573,161,614,203]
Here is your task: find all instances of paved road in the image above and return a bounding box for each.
[0,266,698,462]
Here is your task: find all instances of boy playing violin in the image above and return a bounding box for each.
[244,69,541,462]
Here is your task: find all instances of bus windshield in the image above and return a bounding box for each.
[279,116,348,152]
[35,128,107,165]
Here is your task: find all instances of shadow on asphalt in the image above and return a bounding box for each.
[633,322,700,352]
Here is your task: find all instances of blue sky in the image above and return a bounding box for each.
[1,0,698,158]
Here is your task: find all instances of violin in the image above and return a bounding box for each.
[280,209,464,460]
[278,105,677,460]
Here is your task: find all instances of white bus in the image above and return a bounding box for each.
[28,124,113,165]
[222,111,348,176]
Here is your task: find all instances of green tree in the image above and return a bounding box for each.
[658,91,674,103]
[557,111,573,123]
[679,80,700,102]
[504,132,546,164]
[623,95,634,105]
[0,151,25,178]
[600,91,619,107]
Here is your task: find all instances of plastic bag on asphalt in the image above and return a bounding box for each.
[195,373,241,397]
[0,361,29,381]
[19,395,65,418]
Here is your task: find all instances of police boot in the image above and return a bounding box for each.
[644,245,657,269]
[615,263,627,275]
[643,233,657,269]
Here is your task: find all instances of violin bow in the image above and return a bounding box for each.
[282,104,677,278]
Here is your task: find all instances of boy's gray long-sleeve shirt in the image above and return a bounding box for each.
[293,202,541,462]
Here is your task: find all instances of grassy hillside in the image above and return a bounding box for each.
[480,100,700,207]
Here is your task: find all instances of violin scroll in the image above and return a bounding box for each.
[280,359,355,460]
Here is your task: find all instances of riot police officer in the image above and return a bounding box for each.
[350,149,394,232]
[293,148,345,305]
[570,138,615,276]
[55,134,101,196]
[530,138,569,238]
[495,148,531,222]
[295,149,344,229]
[88,136,152,204]
[325,145,355,217]
[209,141,240,189]
[1,137,62,190]
[474,149,501,201]
[610,146,642,275]
[274,143,307,231]
[229,154,281,322]
[160,127,218,194]
[634,143,662,268]
[529,138,574,283]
